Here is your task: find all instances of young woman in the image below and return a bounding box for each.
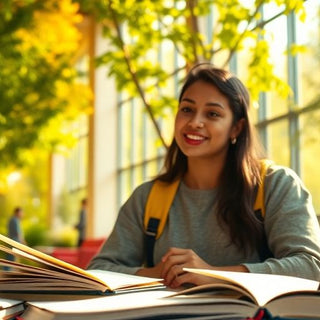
[88,64,320,287]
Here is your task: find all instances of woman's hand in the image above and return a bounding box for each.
[160,247,249,288]
[134,248,210,285]
[161,247,213,288]
[135,247,249,288]
[135,260,164,278]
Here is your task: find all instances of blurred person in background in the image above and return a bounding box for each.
[75,198,87,247]
[7,206,25,244]
[5,206,25,268]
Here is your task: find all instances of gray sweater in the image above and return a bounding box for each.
[88,164,320,281]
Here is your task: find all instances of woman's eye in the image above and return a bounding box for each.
[181,106,192,113]
[208,111,219,118]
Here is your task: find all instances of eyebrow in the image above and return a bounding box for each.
[181,98,225,109]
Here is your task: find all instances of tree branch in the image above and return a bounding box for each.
[108,0,168,149]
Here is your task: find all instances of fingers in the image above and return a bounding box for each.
[163,264,185,287]
[171,272,215,288]
[164,267,208,289]
[161,247,190,279]
[170,271,198,288]
[161,247,194,287]
[160,247,214,288]
[161,247,186,263]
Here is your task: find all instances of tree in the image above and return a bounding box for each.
[0,0,92,167]
[76,0,306,149]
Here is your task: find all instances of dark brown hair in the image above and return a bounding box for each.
[157,64,266,255]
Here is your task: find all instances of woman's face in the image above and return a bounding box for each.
[174,80,243,162]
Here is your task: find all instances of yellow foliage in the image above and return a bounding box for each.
[55,81,93,117]
[8,0,93,159]
[16,0,82,64]
[25,92,40,105]
[0,168,22,195]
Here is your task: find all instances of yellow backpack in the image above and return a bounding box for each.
[143,159,273,267]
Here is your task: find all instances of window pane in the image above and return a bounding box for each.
[119,100,133,168]
[118,169,133,206]
[65,116,88,192]
[297,0,320,108]
[264,14,289,118]
[267,120,290,167]
[300,109,320,215]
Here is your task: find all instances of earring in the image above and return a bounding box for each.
[231,137,237,144]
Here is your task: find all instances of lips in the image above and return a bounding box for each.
[184,133,207,145]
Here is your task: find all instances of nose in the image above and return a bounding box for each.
[188,114,204,129]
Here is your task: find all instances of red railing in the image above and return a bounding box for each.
[51,238,106,269]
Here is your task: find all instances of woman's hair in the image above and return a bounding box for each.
[157,63,266,255]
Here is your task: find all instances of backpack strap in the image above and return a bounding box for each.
[254,159,274,261]
[144,179,180,267]
[254,159,274,219]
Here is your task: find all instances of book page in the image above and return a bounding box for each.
[266,293,320,317]
[0,245,109,292]
[0,234,93,279]
[169,283,251,301]
[0,297,24,309]
[0,298,25,319]
[86,270,164,292]
[183,268,319,306]
[0,234,164,294]
[26,290,173,313]
[24,289,256,319]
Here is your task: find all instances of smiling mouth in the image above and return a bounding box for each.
[183,133,207,146]
[185,133,206,141]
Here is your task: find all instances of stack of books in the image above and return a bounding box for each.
[0,234,319,320]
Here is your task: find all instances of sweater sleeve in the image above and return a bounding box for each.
[87,182,153,274]
[244,165,320,281]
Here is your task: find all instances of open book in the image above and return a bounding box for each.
[2,262,320,319]
[176,268,320,318]
[18,269,320,320]
[0,234,164,300]
[18,289,249,320]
